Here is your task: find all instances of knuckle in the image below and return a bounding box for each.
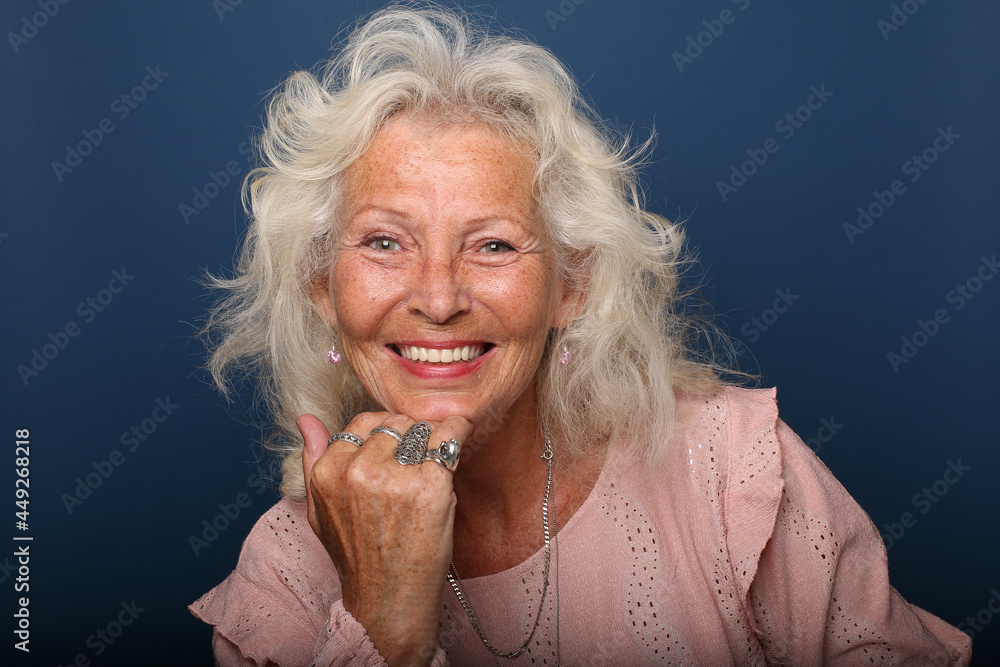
[345,411,386,432]
[343,457,386,490]
[311,456,348,493]
[439,414,472,436]
[312,453,337,477]
[383,414,414,429]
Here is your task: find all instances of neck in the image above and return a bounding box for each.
[450,385,602,577]
[452,385,547,521]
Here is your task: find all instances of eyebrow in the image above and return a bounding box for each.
[349,204,535,229]
[349,204,410,220]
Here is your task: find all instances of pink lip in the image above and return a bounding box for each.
[386,342,493,380]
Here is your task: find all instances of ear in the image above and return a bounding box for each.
[553,290,586,329]
[310,276,338,329]
[551,255,589,329]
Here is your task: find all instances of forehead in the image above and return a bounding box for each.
[344,113,537,215]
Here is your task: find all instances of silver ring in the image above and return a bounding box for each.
[329,432,364,448]
[394,421,431,465]
[369,425,403,443]
[423,438,461,472]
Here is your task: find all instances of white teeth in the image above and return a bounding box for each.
[399,344,485,364]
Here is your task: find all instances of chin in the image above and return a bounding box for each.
[392,396,497,428]
[382,395,466,421]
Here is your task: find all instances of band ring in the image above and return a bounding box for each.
[329,432,365,448]
[369,425,403,443]
[423,438,461,472]
[394,421,432,465]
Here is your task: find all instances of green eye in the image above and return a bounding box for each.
[481,241,512,253]
[369,238,400,251]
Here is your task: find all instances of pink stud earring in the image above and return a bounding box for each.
[559,345,571,365]
[327,342,341,365]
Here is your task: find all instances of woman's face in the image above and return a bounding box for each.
[314,114,576,425]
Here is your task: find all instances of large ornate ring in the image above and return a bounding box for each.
[423,438,461,472]
[369,425,403,443]
[394,421,431,465]
[328,432,364,448]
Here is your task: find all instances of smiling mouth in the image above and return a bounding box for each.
[393,344,489,364]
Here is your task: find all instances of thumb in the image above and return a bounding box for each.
[298,414,330,502]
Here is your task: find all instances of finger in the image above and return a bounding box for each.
[341,411,393,448]
[298,414,331,512]
[361,413,415,453]
[422,415,473,475]
[299,413,332,464]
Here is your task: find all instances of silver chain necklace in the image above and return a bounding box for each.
[446,433,560,665]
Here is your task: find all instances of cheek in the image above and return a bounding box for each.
[331,260,403,335]
[473,265,560,334]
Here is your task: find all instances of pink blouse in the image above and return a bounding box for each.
[190,387,972,665]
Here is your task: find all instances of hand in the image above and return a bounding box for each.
[299,412,472,667]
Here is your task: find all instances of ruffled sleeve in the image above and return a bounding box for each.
[189,498,449,666]
[721,388,972,665]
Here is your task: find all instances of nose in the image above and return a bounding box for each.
[406,248,472,323]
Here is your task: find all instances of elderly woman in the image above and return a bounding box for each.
[190,5,971,666]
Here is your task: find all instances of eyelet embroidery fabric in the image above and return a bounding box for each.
[776,494,894,663]
[437,555,559,663]
[598,483,694,664]
[687,395,773,665]
[267,509,327,614]
[520,566,558,664]
[190,506,345,665]
[190,387,971,666]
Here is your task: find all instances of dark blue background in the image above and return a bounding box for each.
[2,1,997,664]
